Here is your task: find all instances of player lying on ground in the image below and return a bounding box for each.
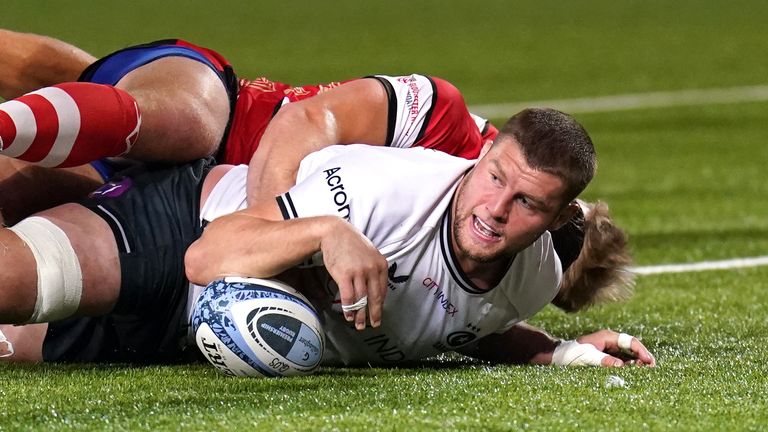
[0,29,496,224]
[187,109,653,366]
[0,108,655,368]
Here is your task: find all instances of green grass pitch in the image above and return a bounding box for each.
[2,1,768,430]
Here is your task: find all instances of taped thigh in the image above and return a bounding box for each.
[8,216,83,323]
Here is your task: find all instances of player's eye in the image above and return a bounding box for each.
[518,196,534,210]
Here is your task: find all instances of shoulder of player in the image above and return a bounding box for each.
[366,74,465,102]
[299,145,470,215]
[494,233,561,314]
[303,144,471,177]
[517,231,560,275]
[428,75,467,105]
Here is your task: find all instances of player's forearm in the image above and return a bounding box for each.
[0,30,94,100]
[458,322,559,365]
[185,212,343,285]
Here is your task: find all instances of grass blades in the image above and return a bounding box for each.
[2,1,767,430]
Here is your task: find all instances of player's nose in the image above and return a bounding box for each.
[487,192,513,223]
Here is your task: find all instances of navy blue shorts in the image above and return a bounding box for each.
[42,159,213,364]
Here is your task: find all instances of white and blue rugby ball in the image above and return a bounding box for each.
[191,277,325,378]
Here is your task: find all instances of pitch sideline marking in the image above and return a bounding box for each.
[632,256,768,275]
[468,84,768,117]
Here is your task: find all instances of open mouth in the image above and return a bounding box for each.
[472,215,501,240]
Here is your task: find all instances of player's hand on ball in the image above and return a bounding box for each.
[577,329,656,367]
[320,220,388,330]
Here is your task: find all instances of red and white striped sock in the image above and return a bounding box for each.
[0,83,141,168]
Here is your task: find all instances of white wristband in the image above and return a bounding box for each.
[551,340,609,367]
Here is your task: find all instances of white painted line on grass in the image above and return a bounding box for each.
[469,84,768,117]
[632,256,768,275]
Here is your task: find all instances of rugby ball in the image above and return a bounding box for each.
[191,277,325,378]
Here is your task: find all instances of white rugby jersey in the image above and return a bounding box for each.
[195,145,562,366]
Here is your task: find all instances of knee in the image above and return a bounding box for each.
[117,58,231,162]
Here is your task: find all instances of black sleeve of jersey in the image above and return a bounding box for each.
[363,76,396,146]
[276,192,299,220]
[481,120,490,136]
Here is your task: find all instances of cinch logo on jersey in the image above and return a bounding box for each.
[323,167,350,220]
[386,262,409,291]
[422,277,459,317]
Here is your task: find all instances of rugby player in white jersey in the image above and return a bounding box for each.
[188,108,655,367]
[0,108,654,367]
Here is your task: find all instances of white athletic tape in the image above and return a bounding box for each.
[0,329,14,358]
[551,340,609,367]
[617,333,634,354]
[9,216,83,323]
[341,296,368,313]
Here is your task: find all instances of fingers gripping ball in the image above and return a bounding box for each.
[191,277,325,378]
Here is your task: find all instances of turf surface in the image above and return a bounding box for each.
[2,1,767,430]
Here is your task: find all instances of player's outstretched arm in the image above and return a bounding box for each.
[185,205,388,330]
[456,322,655,367]
[246,79,389,206]
[0,29,95,100]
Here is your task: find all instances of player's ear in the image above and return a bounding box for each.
[549,201,580,230]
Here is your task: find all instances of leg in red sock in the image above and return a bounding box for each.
[0,83,140,167]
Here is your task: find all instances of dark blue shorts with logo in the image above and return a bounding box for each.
[80,39,239,181]
[42,158,213,364]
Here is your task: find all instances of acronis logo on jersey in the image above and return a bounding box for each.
[323,167,350,220]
